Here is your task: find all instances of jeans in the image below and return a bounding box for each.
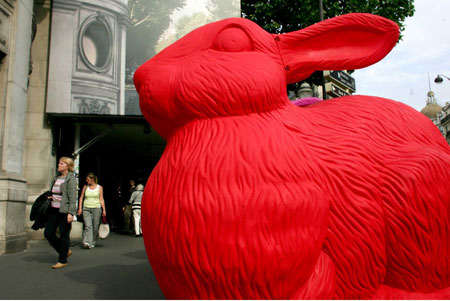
[44,207,72,264]
[82,207,102,247]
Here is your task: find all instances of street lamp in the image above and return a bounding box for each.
[319,0,328,99]
[434,74,450,84]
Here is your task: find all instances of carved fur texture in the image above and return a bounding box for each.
[134,14,450,299]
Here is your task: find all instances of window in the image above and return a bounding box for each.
[79,14,112,72]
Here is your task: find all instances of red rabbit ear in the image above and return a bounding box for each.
[275,13,400,84]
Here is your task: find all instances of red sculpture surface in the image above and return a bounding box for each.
[134,13,450,299]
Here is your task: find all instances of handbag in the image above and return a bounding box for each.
[99,216,110,239]
[76,212,84,223]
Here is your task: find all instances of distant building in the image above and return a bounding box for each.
[439,102,450,145]
[420,91,444,132]
[419,90,450,145]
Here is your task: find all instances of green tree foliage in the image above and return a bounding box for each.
[207,0,240,21]
[127,0,186,68]
[155,1,241,54]
[241,0,415,34]
[176,12,211,39]
[241,0,415,95]
[155,12,211,53]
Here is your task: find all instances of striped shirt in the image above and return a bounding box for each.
[51,177,66,208]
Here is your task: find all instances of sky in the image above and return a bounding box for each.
[353,0,450,111]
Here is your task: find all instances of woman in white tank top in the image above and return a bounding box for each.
[77,172,106,249]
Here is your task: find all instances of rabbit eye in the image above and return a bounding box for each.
[212,26,253,52]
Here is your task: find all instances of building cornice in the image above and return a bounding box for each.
[117,14,131,28]
[0,0,15,10]
[80,0,128,16]
[52,0,81,11]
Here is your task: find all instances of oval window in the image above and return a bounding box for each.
[81,20,111,70]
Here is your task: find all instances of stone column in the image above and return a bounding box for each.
[0,0,34,254]
[23,0,56,241]
[118,14,131,115]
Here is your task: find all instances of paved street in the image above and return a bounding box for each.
[0,232,164,299]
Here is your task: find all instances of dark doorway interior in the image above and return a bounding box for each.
[50,115,166,229]
[76,120,165,230]
[77,121,165,197]
[49,114,165,233]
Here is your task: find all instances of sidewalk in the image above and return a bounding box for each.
[0,232,164,300]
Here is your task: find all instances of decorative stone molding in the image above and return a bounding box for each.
[0,177,27,203]
[52,0,80,11]
[1,0,14,9]
[0,177,27,254]
[73,97,115,114]
[0,3,11,57]
[117,14,131,29]
[46,0,127,115]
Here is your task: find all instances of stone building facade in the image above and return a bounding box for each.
[0,0,132,254]
[0,0,240,255]
[46,0,129,115]
[0,0,35,254]
[439,102,450,145]
[420,90,450,144]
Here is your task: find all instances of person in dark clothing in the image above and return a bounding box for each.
[122,179,135,234]
[110,181,124,231]
[30,191,53,230]
[44,157,77,269]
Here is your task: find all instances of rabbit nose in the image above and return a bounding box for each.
[134,62,174,98]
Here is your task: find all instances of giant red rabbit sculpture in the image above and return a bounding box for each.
[134,13,450,299]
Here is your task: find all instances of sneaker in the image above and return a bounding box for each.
[52,262,68,269]
[82,243,91,249]
[68,249,72,257]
